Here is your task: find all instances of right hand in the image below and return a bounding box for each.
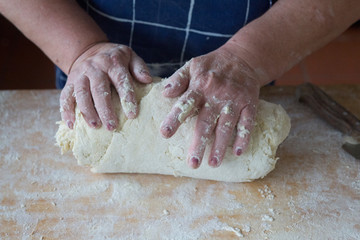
[59,42,152,131]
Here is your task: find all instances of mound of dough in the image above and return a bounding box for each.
[56,80,290,182]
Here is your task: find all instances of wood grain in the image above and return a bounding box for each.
[0,86,359,239]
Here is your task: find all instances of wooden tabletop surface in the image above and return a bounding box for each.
[0,85,359,240]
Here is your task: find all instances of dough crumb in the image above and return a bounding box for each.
[222,104,232,114]
[261,222,272,231]
[121,99,137,116]
[258,185,275,200]
[224,121,232,127]
[268,208,275,215]
[262,214,274,222]
[237,125,250,138]
[176,98,195,123]
[242,224,251,233]
[222,225,244,238]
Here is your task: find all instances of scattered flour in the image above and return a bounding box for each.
[1,88,360,239]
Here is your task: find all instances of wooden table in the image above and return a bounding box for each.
[1,86,359,239]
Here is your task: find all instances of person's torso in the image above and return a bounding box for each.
[77,0,274,76]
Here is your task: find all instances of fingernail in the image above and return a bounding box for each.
[210,156,220,167]
[67,120,73,129]
[236,147,242,156]
[107,120,116,131]
[189,157,200,168]
[164,84,172,89]
[165,126,172,133]
[140,69,150,76]
[91,120,98,128]
[161,124,172,135]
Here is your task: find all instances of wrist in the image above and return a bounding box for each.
[67,39,109,74]
[219,39,273,87]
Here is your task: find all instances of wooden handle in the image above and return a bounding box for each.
[296,83,360,137]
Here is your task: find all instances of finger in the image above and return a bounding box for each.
[187,103,219,169]
[108,48,139,119]
[160,89,201,138]
[162,60,191,98]
[233,103,257,156]
[129,51,153,83]
[208,103,239,167]
[73,75,102,129]
[89,71,118,131]
[60,83,76,129]
[109,67,138,119]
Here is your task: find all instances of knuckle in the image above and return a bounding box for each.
[218,122,234,133]
[111,45,131,61]
[99,108,112,119]
[177,66,189,79]
[91,83,108,96]
[60,87,74,110]
[108,66,126,80]
[117,72,130,83]
[213,146,226,156]
[240,117,255,128]
[116,75,134,94]
[207,71,217,80]
[190,57,201,66]
[188,89,201,98]
[110,54,121,64]
[236,139,249,149]
[198,117,215,130]
[119,45,132,55]
[221,103,235,115]
[108,67,119,79]
[75,86,89,100]
[60,84,73,98]
[236,125,250,139]
[60,98,73,112]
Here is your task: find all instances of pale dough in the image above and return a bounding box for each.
[56,79,291,182]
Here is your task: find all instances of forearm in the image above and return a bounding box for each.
[224,0,360,85]
[0,0,107,74]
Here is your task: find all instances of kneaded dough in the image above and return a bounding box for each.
[56,79,291,182]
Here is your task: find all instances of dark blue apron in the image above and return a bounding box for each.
[56,0,275,88]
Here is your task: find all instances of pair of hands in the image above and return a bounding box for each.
[60,42,262,169]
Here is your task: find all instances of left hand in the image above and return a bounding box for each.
[160,44,263,169]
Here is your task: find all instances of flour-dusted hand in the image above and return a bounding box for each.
[160,45,264,169]
[60,43,152,131]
